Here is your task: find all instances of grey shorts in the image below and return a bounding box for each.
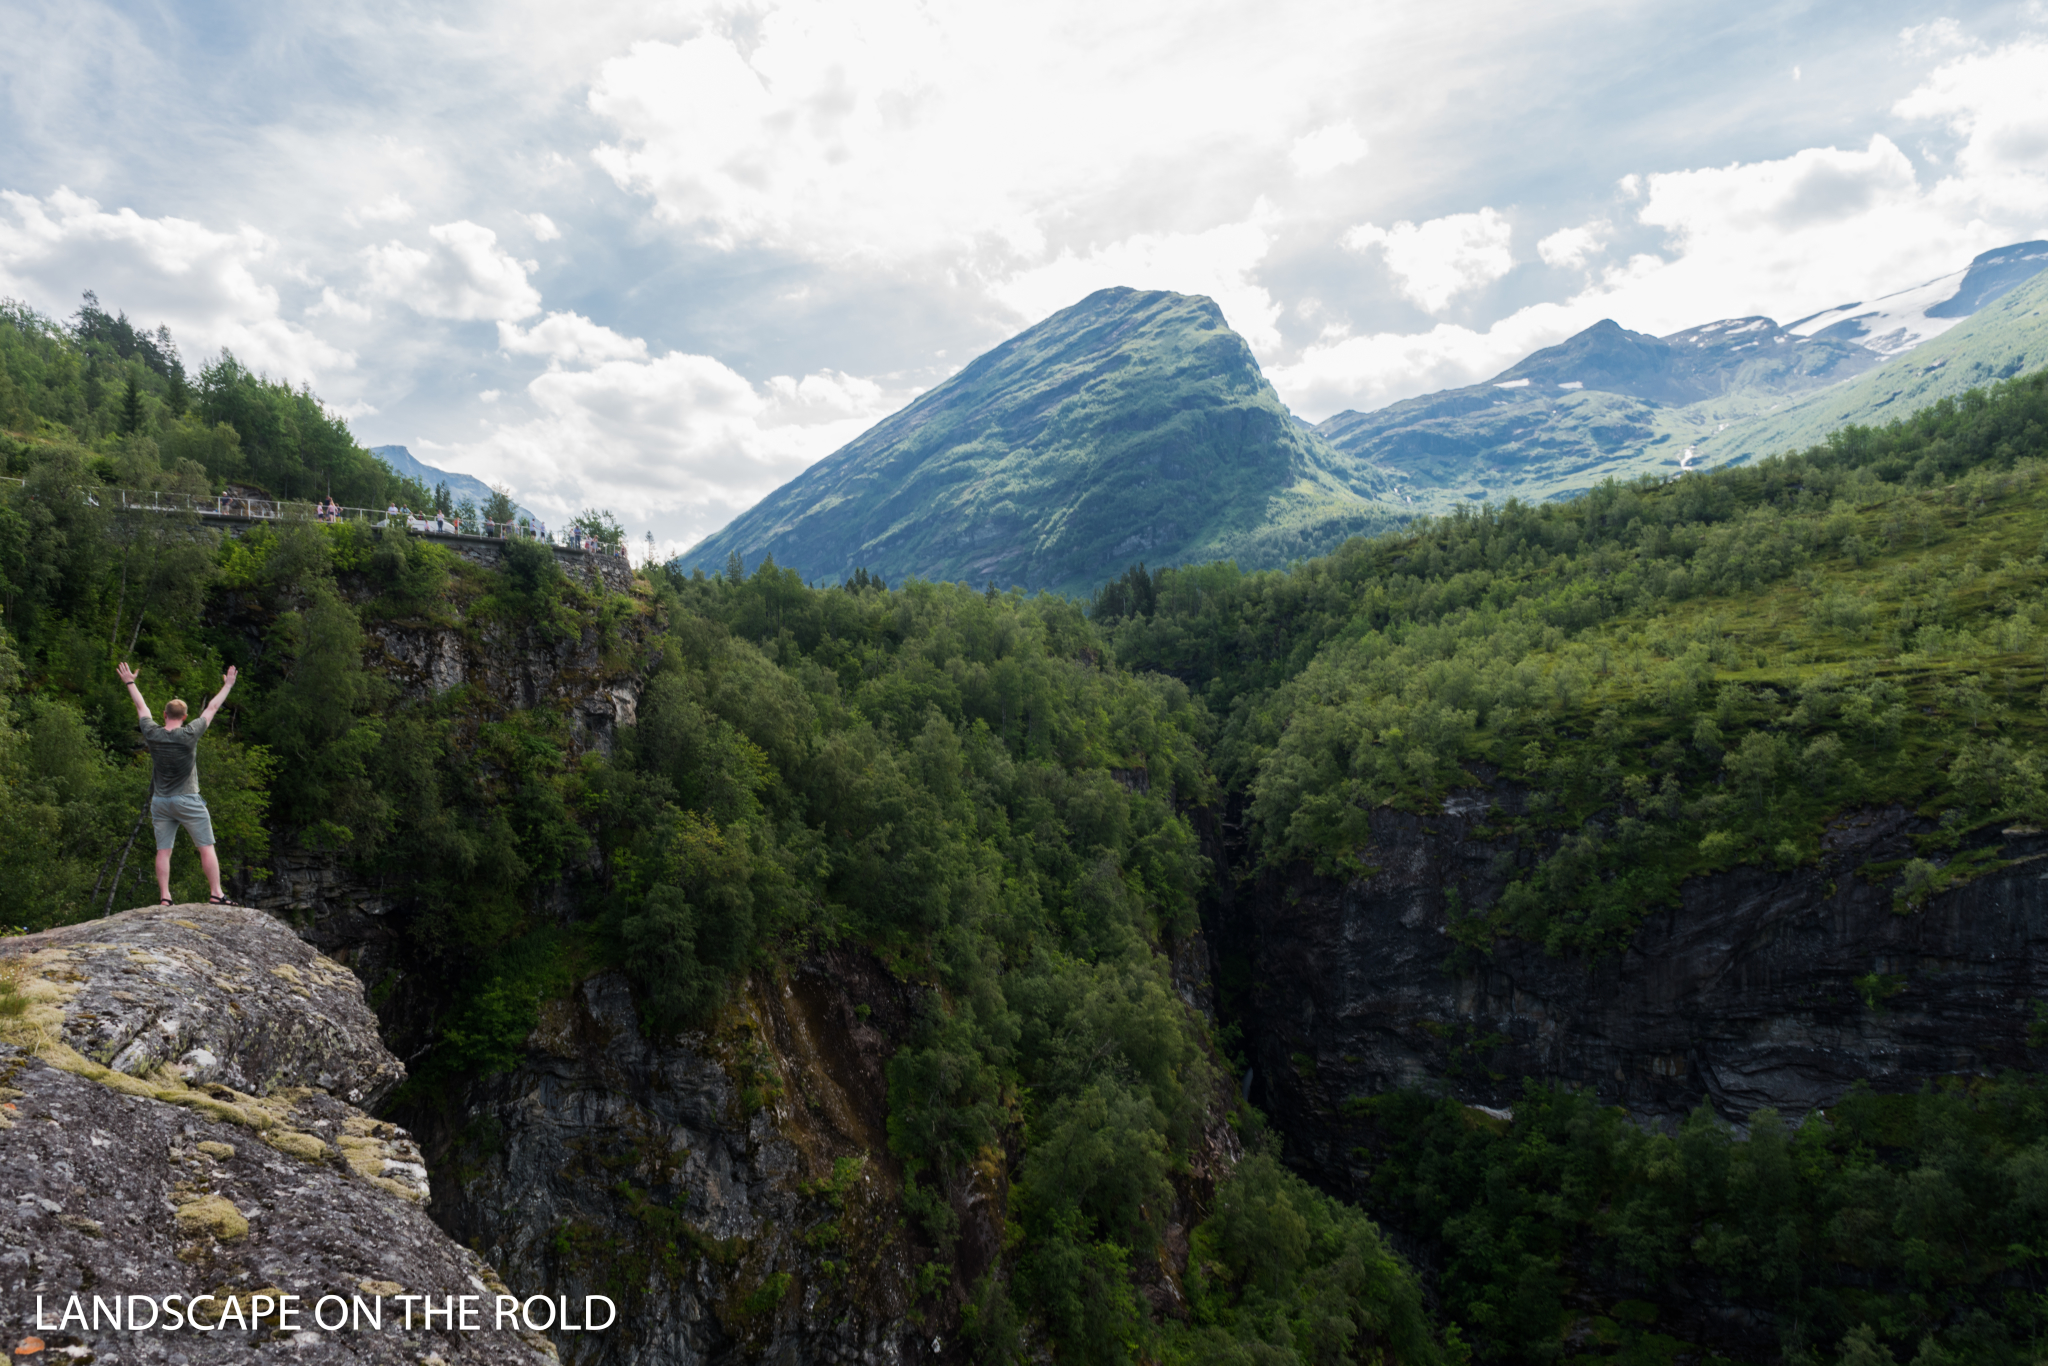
[151,794,216,850]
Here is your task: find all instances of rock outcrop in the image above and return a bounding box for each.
[1215,791,2048,1194]
[0,904,555,1364]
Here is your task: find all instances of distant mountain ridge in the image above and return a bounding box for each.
[368,444,536,523]
[1703,262,2048,465]
[681,241,2048,598]
[682,288,1397,594]
[1787,240,2048,349]
[1314,239,2048,508]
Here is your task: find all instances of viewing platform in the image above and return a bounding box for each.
[0,478,638,595]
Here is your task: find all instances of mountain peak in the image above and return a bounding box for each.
[1488,319,1698,403]
[683,288,1388,593]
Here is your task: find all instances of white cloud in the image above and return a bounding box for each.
[1896,38,2048,225]
[0,187,349,381]
[346,193,415,226]
[479,388,501,403]
[988,212,1282,355]
[580,1,1523,268]
[437,350,908,548]
[1898,18,1975,56]
[588,23,1046,260]
[496,310,648,366]
[1291,121,1369,176]
[523,212,561,241]
[306,286,372,323]
[1344,207,1515,312]
[362,220,541,322]
[1537,222,1607,269]
[1269,298,1594,419]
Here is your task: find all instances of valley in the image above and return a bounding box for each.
[6,282,2048,1365]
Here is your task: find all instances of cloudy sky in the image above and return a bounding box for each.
[3,1,2045,552]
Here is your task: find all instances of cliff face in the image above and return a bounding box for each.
[417,950,970,1366]
[1214,787,2048,1193]
[407,933,1239,1366]
[0,904,552,1364]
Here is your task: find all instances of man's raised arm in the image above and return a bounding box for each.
[199,664,239,726]
[116,662,152,722]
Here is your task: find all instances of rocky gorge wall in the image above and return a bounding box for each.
[417,952,941,1366]
[1209,779,2048,1198]
[404,924,1241,1366]
[407,937,1240,1366]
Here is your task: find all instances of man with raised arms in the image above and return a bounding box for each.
[116,661,239,906]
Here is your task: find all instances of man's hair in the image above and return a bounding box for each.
[165,699,188,720]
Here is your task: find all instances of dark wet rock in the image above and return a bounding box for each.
[1217,792,2048,1193]
[422,938,1244,1366]
[421,963,933,1366]
[0,905,553,1364]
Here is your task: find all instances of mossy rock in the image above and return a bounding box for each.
[173,1194,248,1241]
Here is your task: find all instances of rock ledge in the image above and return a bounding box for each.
[0,904,554,1364]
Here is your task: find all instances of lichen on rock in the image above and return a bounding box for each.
[0,904,553,1364]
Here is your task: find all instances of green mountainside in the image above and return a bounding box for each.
[1315,317,1878,507]
[1701,262,2048,466]
[1315,241,2048,512]
[682,288,1398,594]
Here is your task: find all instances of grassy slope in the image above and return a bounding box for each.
[1115,373,2048,951]
[1704,264,2048,467]
[682,288,1396,595]
[1315,319,1882,512]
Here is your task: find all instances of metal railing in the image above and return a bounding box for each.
[0,475,627,559]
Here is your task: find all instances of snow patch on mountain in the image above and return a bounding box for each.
[1785,269,1972,356]
[1786,241,2048,358]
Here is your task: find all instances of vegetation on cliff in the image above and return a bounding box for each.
[0,293,1445,1364]
[583,561,1443,1363]
[1108,369,2048,953]
[1096,370,2048,1362]
[1354,1078,2048,1365]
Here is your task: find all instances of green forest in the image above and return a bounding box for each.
[1095,371,2048,1363]
[0,296,1444,1365]
[4,291,2048,1364]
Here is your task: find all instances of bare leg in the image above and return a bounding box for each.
[155,848,172,903]
[198,845,224,900]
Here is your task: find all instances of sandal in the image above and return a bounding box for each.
[158,898,173,907]
[206,893,239,907]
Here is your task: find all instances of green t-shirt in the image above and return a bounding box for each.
[139,716,209,797]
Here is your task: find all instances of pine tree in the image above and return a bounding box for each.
[119,374,144,436]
